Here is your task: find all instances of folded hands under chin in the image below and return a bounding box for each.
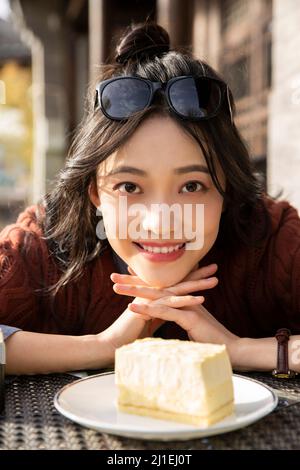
[110,263,239,352]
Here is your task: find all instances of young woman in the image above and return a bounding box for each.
[1,22,299,375]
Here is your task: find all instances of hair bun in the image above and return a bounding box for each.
[115,21,170,65]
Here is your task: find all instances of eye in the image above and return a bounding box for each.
[181,181,206,193]
[113,182,142,194]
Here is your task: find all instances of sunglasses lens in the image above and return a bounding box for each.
[169,77,222,118]
[101,78,150,119]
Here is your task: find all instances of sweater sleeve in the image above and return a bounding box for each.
[0,224,41,330]
[270,202,300,328]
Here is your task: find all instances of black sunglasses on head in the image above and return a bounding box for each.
[94,75,233,123]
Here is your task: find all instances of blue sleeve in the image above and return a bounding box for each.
[0,325,21,340]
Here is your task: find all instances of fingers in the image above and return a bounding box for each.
[184,263,218,282]
[128,300,201,331]
[157,294,205,308]
[167,276,218,295]
[110,272,148,286]
[112,263,218,299]
[129,294,204,311]
[110,266,141,286]
[113,279,214,300]
[113,283,164,300]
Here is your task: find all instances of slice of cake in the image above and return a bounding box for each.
[115,338,234,426]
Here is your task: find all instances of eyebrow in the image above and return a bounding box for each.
[105,164,210,177]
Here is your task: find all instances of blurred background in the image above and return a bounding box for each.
[0,0,300,229]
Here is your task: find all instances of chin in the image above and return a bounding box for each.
[138,273,184,289]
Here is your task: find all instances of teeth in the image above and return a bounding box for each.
[139,243,184,253]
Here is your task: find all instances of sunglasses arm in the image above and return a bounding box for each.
[94,89,101,111]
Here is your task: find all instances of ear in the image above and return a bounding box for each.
[88,179,100,208]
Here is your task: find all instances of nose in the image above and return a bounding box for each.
[141,208,164,237]
[140,204,183,239]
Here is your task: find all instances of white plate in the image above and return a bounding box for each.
[54,372,278,441]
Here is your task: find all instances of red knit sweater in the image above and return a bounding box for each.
[0,195,300,340]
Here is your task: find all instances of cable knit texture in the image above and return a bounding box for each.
[0,195,299,339]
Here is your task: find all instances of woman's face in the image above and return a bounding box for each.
[90,115,225,288]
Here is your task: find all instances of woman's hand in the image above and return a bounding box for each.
[127,299,240,364]
[111,262,218,337]
[99,288,206,357]
[100,263,219,357]
[128,300,239,348]
[111,263,240,361]
[111,262,219,300]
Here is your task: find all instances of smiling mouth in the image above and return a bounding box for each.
[132,242,186,254]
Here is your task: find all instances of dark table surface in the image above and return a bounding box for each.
[1,369,300,450]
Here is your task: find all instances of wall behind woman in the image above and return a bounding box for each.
[4,0,300,224]
[268,0,300,212]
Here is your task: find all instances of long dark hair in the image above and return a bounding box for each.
[36,20,272,296]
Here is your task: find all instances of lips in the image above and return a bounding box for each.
[132,241,186,262]
[134,241,186,253]
[135,241,187,246]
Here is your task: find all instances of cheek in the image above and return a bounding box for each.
[204,208,222,237]
[99,199,133,258]
[100,195,135,238]
[203,194,223,237]
[185,194,223,247]
[99,195,122,238]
